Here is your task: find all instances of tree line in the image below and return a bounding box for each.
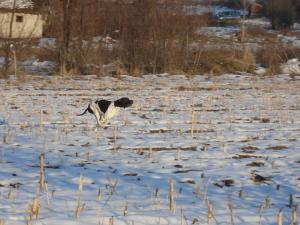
[1,0,299,77]
[44,0,201,75]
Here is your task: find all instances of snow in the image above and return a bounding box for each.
[20,58,56,75]
[293,23,300,30]
[198,26,240,39]
[279,35,300,48]
[0,73,299,225]
[281,58,300,75]
[254,66,267,75]
[198,17,271,39]
[243,18,271,28]
[38,38,57,50]
[0,57,55,75]
[184,4,213,15]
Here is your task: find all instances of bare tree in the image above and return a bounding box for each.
[1,0,17,78]
[59,0,76,75]
[35,0,206,75]
[118,0,197,74]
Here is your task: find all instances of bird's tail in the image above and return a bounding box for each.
[114,97,133,108]
[77,107,89,116]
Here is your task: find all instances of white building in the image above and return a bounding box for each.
[0,0,43,39]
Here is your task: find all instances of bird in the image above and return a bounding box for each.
[78,97,133,126]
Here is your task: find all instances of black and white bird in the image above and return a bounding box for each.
[78,97,133,126]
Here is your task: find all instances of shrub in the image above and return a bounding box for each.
[256,44,300,75]
[187,47,256,75]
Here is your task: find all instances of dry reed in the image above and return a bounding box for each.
[207,203,213,224]
[277,208,282,225]
[123,203,128,216]
[289,194,294,208]
[191,109,196,138]
[113,127,117,152]
[75,175,84,218]
[176,148,181,161]
[97,188,102,201]
[265,195,270,208]
[292,205,298,225]
[27,198,40,222]
[228,203,235,225]
[109,216,114,225]
[39,153,45,190]
[169,178,175,214]
[148,145,153,159]
[154,187,160,210]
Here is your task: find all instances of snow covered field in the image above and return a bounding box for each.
[0,74,299,225]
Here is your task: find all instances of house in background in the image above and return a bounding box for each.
[0,0,43,39]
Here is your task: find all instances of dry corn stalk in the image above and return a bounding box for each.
[176,148,181,161]
[39,109,44,125]
[7,188,13,199]
[191,109,196,137]
[113,127,117,152]
[149,146,153,159]
[123,111,128,125]
[39,153,45,190]
[169,178,175,213]
[123,203,128,216]
[289,194,294,208]
[228,203,235,225]
[277,208,282,225]
[154,187,160,208]
[109,216,114,225]
[97,188,102,201]
[292,205,298,225]
[265,195,270,208]
[28,198,40,221]
[207,203,213,224]
[75,175,84,218]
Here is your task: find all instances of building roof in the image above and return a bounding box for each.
[0,0,34,10]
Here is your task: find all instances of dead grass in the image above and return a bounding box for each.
[241,27,277,42]
[190,48,256,75]
[1,27,300,76]
[256,44,300,75]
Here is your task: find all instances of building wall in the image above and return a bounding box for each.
[0,12,43,38]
